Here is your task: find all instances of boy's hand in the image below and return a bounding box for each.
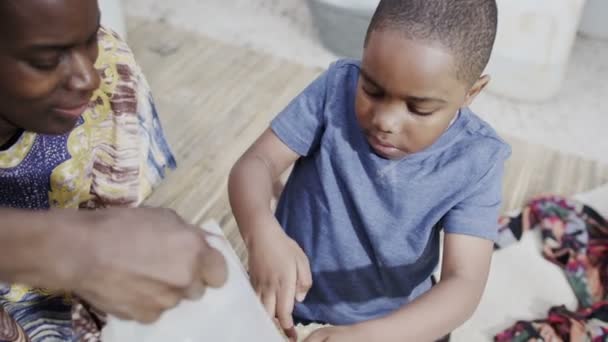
[247,217,312,332]
[303,326,369,342]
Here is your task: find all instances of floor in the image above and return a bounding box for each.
[125,0,608,165]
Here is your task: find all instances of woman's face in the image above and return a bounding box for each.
[0,0,101,138]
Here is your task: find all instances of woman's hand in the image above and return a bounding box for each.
[63,208,227,323]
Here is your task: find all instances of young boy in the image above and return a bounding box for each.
[229,0,510,340]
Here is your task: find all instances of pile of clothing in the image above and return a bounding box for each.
[494,196,608,341]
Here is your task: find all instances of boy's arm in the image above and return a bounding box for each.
[305,233,493,342]
[229,128,312,332]
[367,234,493,341]
[228,128,300,245]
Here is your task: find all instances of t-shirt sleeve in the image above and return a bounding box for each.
[443,152,508,241]
[270,66,331,157]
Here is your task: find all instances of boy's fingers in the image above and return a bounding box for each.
[276,276,296,330]
[261,289,277,318]
[284,326,298,342]
[295,253,312,302]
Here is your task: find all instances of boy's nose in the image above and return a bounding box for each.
[372,108,401,134]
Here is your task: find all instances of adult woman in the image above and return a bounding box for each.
[0,0,226,340]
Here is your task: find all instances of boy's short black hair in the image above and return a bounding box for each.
[365,0,498,85]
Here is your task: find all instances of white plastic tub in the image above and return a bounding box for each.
[486,0,587,102]
[579,0,608,40]
[306,0,379,58]
[101,222,284,342]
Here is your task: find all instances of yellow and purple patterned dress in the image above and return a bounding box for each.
[0,28,176,341]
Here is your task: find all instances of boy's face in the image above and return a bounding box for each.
[356,30,487,160]
[0,0,101,139]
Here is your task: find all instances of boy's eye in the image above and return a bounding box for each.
[408,105,435,116]
[413,110,434,116]
[362,86,383,99]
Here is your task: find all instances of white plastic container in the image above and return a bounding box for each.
[579,0,608,40]
[486,0,586,102]
[99,0,127,40]
[307,0,379,58]
[101,222,284,342]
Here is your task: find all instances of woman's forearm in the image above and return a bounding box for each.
[0,209,86,290]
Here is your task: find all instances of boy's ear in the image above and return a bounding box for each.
[463,75,490,107]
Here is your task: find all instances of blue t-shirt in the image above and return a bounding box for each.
[271,59,511,325]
